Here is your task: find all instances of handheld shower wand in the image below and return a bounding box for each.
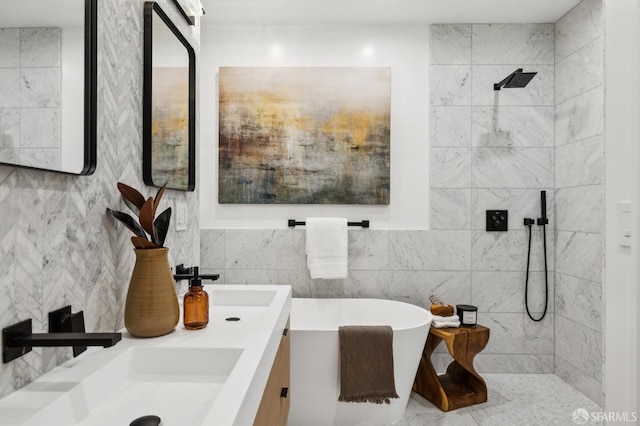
[524,191,549,322]
[537,191,548,225]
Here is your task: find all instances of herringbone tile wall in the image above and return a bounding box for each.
[0,0,200,398]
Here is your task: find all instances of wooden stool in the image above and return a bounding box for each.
[413,325,490,411]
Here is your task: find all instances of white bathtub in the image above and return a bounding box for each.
[289,298,432,426]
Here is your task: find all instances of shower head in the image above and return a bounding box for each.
[494,68,537,90]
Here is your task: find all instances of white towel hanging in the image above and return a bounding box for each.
[305,217,348,279]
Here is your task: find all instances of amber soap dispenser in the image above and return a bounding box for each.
[183,267,209,330]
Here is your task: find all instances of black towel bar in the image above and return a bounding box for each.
[288,219,369,228]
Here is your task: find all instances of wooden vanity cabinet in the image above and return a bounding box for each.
[254,318,290,426]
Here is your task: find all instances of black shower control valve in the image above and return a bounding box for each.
[524,218,535,226]
[537,217,549,225]
[486,210,508,232]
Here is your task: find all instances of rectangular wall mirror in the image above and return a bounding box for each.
[0,0,97,175]
[143,1,196,192]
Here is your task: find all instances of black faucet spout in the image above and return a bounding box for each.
[9,332,122,348]
[3,318,122,364]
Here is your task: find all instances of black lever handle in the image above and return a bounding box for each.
[174,265,220,282]
[175,264,193,275]
[49,306,88,357]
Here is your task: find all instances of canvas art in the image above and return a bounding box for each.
[218,67,391,204]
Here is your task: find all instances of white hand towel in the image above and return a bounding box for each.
[432,320,461,329]
[431,315,460,322]
[305,217,348,279]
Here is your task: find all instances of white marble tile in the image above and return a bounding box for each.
[0,69,20,108]
[555,315,602,381]
[20,69,61,108]
[348,229,388,270]
[20,28,61,68]
[19,149,60,169]
[430,24,471,65]
[341,270,390,298]
[224,269,306,287]
[474,354,554,374]
[555,87,603,146]
[0,109,20,148]
[430,147,471,188]
[200,229,225,270]
[224,229,306,269]
[473,271,554,314]
[466,374,602,425]
[430,107,471,147]
[20,109,60,148]
[555,272,601,332]
[430,188,471,230]
[229,269,390,300]
[389,230,471,271]
[472,65,554,106]
[472,24,554,65]
[555,37,603,105]
[472,229,554,272]
[471,106,553,148]
[555,231,602,282]
[0,29,20,68]
[555,135,604,187]
[480,312,553,354]
[555,185,604,233]
[471,188,554,231]
[389,270,471,309]
[399,393,478,425]
[296,280,344,298]
[472,147,554,189]
[0,148,19,163]
[555,356,603,406]
[556,0,603,63]
[430,65,472,106]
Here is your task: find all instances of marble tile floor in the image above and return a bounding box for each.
[398,374,602,425]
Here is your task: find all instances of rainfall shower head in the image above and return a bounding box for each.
[494,68,537,90]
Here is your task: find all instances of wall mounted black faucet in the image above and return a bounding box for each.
[2,306,122,363]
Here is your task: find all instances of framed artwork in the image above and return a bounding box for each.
[143,1,196,191]
[218,67,390,204]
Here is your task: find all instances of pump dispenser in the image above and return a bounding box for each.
[183,267,209,330]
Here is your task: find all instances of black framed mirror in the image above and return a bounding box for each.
[143,2,196,192]
[0,0,96,175]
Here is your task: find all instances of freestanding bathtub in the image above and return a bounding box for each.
[289,298,432,426]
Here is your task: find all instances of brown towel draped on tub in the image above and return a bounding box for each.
[338,325,399,404]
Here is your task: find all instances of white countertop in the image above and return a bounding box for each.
[0,284,292,426]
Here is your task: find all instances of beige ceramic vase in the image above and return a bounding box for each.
[125,247,179,337]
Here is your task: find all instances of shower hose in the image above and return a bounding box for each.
[524,220,548,322]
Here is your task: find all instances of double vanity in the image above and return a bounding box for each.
[0,285,291,426]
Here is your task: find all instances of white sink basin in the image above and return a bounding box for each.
[212,289,276,307]
[21,347,243,426]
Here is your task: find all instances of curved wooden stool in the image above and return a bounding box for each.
[412,325,490,411]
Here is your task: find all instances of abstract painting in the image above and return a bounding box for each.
[218,67,390,204]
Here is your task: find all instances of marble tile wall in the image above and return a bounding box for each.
[428,23,556,374]
[0,0,200,399]
[554,0,604,405]
[0,28,61,169]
